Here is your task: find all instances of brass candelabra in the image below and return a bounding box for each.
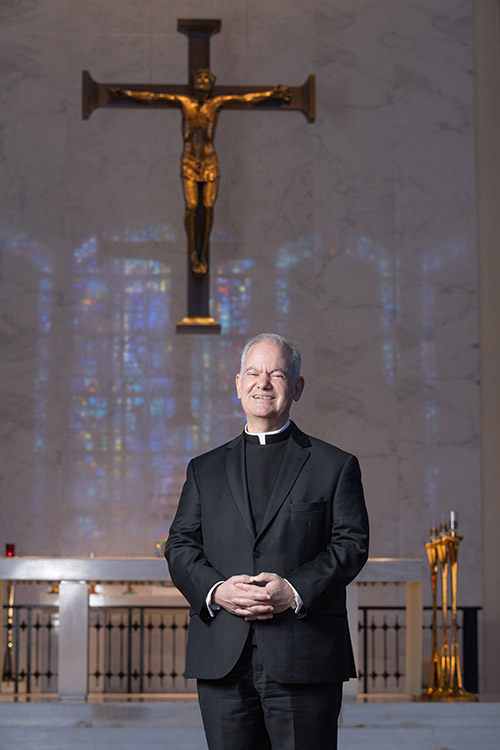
[420,511,475,701]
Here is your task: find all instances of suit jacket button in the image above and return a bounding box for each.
[252,550,262,558]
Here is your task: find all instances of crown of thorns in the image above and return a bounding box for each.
[192,68,216,86]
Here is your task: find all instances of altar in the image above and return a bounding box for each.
[0,557,422,701]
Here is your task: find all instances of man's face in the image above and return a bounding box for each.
[235,340,304,432]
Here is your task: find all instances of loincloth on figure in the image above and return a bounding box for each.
[181,152,219,182]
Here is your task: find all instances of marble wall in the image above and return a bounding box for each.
[0,1,480,603]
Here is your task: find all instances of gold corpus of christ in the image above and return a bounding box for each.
[420,512,476,702]
[82,19,316,334]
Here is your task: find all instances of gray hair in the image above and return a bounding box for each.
[240,333,302,380]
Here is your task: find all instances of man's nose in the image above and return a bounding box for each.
[256,372,272,388]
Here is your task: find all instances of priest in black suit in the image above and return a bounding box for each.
[165,332,369,749]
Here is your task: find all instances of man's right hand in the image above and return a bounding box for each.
[212,575,274,620]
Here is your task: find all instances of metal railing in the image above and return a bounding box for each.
[1,604,58,694]
[88,606,195,694]
[2,603,480,696]
[358,605,480,694]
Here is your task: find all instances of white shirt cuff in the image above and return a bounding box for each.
[284,579,303,614]
[205,581,224,617]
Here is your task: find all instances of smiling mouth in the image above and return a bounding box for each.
[253,395,273,399]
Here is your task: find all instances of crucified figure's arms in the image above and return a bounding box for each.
[213,85,291,108]
[107,88,186,108]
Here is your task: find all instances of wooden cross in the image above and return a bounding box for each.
[82,19,315,334]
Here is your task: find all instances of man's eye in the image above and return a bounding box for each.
[271,373,285,379]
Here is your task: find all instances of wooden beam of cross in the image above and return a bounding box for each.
[82,19,316,334]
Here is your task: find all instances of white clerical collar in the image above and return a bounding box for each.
[245,419,291,445]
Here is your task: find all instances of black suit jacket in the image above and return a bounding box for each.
[165,422,369,683]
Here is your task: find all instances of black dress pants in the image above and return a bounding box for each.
[197,640,343,750]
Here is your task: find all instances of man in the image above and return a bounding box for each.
[108,71,290,277]
[165,333,369,749]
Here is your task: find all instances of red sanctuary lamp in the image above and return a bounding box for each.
[5,544,15,557]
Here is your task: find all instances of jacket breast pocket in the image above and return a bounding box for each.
[290,500,329,513]
[289,499,331,557]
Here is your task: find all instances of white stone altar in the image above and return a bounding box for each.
[0,556,422,701]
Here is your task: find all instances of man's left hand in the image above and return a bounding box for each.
[233,572,295,621]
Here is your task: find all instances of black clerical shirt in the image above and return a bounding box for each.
[244,425,291,533]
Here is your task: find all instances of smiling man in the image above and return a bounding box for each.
[165,333,369,750]
[235,336,304,433]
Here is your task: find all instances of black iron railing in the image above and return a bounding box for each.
[1,604,58,694]
[88,606,194,693]
[3,603,480,695]
[358,605,481,694]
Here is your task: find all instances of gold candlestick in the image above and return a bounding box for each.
[441,531,475,701]
[420,511,476,702]
[420,531,443,700]
[1,584,15,684]
[437,524,451,689]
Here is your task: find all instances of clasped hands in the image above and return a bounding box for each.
[213,572,295,621]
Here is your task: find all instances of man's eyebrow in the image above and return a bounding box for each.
[244,366,287,375]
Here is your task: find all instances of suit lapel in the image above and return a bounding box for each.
[225,434,256,539]
[257,425,311,539]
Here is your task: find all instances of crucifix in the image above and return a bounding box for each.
[82,19,315,334]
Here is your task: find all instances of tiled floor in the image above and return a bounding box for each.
[0,698,499,750]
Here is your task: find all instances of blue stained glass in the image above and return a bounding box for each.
[1,222,320,555]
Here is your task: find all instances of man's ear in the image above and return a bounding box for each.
[293,377,305,402]
[235,373,242,400]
